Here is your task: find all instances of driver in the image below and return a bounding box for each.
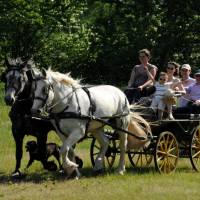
[124,48,157,104]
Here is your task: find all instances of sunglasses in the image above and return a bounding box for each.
[139,55,146,58]
[167,67,174,70]
[195,74,200,78]
[159,78,166,81]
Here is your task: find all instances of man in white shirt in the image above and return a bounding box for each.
[175,69,200,115]
[178,64,195,107]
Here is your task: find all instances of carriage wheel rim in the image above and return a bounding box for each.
[154,131,179,174]
[90,138,117,169]
[190,126,200,171]
[128,149,153,168]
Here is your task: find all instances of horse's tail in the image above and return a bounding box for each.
[129,111,152,136]
[127,111,152,150]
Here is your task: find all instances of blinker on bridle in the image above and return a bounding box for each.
[5,65,34,103]
[5,68,24,95]
[32,77,53,112]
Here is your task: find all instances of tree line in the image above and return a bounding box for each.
[0,0,199,85]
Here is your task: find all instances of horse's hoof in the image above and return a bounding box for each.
[118,171,124,175]
[11,171,25,179]
[115,170,125,175]
[59,169,65,175]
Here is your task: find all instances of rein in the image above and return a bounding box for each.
[32,77,146,141]
[48,86,79,112]
[47,111,146,140]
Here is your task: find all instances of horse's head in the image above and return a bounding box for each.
[3,57,35,105]
[31,69,54,116]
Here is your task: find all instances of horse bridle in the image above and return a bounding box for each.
[32,77,80,114]
[5,67,27,97]
[31,77,54,112]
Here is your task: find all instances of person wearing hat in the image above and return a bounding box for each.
[178,64,196,107]
[175,69,200,114]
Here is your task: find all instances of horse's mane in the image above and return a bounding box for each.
[46,68,80,86]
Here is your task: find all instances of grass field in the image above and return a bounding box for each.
[1,83,200,200]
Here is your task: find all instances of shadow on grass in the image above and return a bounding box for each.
[0,167,106,184]
[0,165,194,184]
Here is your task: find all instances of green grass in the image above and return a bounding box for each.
[1,83,200,200]
[0,169,200,200]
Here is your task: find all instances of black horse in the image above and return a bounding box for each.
[1,58,55,177]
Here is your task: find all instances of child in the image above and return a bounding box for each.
[150,72,173,120]
[146,69,185,120]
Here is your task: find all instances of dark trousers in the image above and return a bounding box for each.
[174,103,200,118]
[124,86,155,104]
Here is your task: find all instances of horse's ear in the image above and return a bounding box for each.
[41,68,47,78]
[26,69,35,81]
[0,72,6,83]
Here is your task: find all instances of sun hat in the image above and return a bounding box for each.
[181,64,191,71]
[194,69,200,75]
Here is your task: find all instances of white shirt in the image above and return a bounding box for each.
[178,77,196,107]
[154,82,170,97]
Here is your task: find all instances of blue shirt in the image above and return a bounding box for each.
[187,83,200,101]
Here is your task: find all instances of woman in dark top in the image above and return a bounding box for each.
[125,48,157,104]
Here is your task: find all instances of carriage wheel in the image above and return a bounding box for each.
[128,148,153,168]
[90,137,118,169]
[154,131,179,174]
[190,126,200,171]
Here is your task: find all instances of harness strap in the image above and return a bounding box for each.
[81,86,96,134]
[48,112,146,140]
[46,85,144,140]
[82,87,96,115]
[50,112,90,136]
[54,115,66,136]
[57,86,78,113]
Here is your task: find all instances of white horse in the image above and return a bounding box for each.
[31,69,151,177]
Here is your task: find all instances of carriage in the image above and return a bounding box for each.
[2,58,200,177]
[90,109,200,174]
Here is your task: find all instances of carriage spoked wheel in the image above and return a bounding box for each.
[90,137,119,169]
[154,131,179,174]
[189,126,200,171]
[128,148,153,168]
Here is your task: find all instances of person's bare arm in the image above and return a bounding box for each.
[138,67,156,90]
[171,81,186,94]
